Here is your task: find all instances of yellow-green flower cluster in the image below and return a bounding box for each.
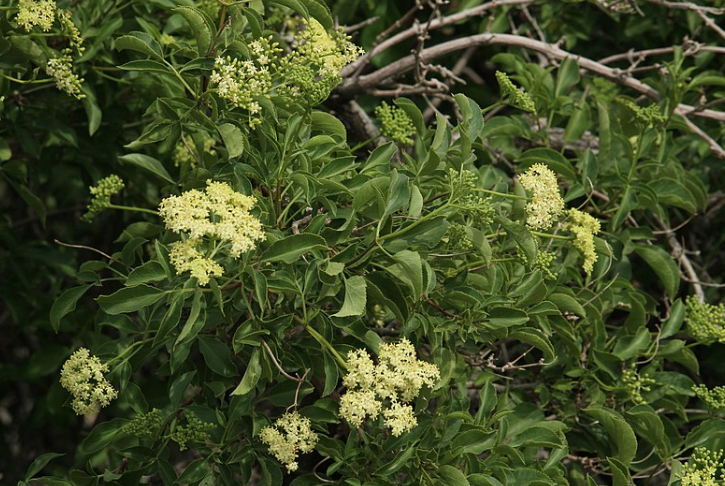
[622,364,655,405]
[685,295,725,344]
[46,51,84,99]
[259,411,318,473]
[59,348,117,416]
[693,384,725,413]
[171,412,215,451]
[518,163,565,230]
[340,339,439,437]
[679,447,725,486]
[565,208,601,276]
[375,101,415,146]
[158,181,265,285]
[16,0,56,32]
[496,71,536,113]
[210,55,272,120]
[82,174,124,222]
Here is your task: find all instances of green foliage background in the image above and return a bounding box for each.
[2,0,725,485]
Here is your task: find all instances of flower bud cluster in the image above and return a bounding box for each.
[158,180,265,285]
[82,174,124,222]
[375,102,415,146]
[685,295,725,344]
[123,408,163,440]
[171,412,214,451]
[621,364,654,405]
[565,208,600,276]
[259,411,318,473]
[496,71,536,113]
[46,50,85,99]
[618,99,666,126]
[339,339,439,437]
[693,384,725,413]
[518,163,564,230]
[679,447,725,486]
[59,348,117,416]
[16,0,56,32]
[535,249,557,281]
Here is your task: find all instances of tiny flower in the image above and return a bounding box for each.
[383,401,417,437]
[59,348,117,416]
[16,0,56,32]
[46,51,85,99]
[518,163,565,230]
[339,339,439,436]
[564,208,600,276]
[259,411,318,473]
[679,447,725,486]
[158,180,265,285]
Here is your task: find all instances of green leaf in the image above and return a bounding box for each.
[218,123,245,159]
[332,275,367,318]
[50,285,93,332]
[232,348,262,395]
[612,327,650,360]
[302,0,334,30]
[269,0,309,18]
[487,307,529,328]
[115,31,163,60]
[387,250,423,299]
[518,148,577,181]
[661,299,685,339]
[555,57,580,97]
[117,59,173,74]
[173,7,215,55]
[80,418,128,454]
[633,245,680,299]
[126,261,167,286]
[312,111,346,141]
[176,289,205,346]
[242,8,264,38]
[261,234,328,264]
[80,87,102,136]
[510,328,555,362]
[374,446,416,477]
[583,407,637,464]
[496,216,536,267]
[97,285,166,315]
[436,465,470,486]
[199,337,236,377]
[548,292,586,318]
[24,452,65,480]
[118,154,175,184]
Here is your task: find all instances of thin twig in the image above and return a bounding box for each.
[54,239,128,269]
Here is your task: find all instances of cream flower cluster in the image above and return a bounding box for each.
[210,55,272,117]
[46,51,85,99]
[340,339,439,437]
[565,208,601,276]
[59,348,117,416]
[158,181,265,285]
[259,411,318,473]
[16,0,56,32]
[519,163,565,230]
[679,447,725,486]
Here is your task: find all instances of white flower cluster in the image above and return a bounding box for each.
[259,411,318,473]
[339,339,439,437]
[59,348,117,416]
[158,180,265,285]
[46,52,85,99]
